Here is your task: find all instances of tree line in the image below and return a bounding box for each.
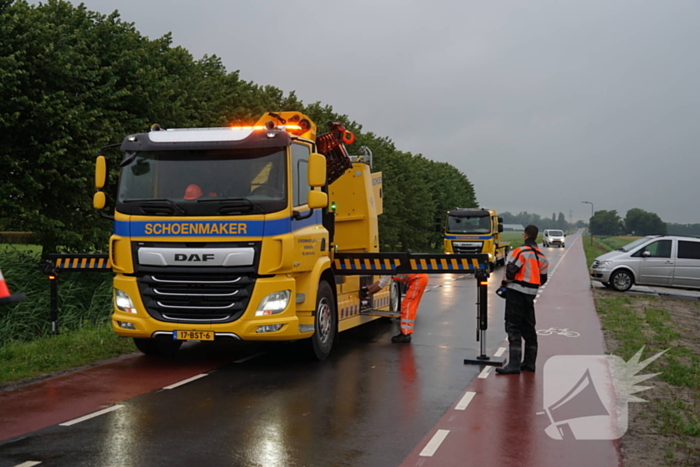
[501,208,697,238]
[499,212,570,231]
[0,0,477,254]
[589,208,667,236]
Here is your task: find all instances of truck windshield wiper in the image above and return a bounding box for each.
[119,152,137,167]
[196,197,250,203]
[197,197,263,215]
[122,198,186,215]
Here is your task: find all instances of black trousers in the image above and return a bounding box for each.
[504,288,537,347]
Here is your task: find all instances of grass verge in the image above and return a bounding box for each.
[583,238,700,466]
[0,324,136,388]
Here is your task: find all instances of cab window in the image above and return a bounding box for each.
[291,143,311,207]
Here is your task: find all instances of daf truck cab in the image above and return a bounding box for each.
[443,208,510,271]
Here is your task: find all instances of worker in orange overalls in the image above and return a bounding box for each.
[496,224,549,374]
[367,273,429,344]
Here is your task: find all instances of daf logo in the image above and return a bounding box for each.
[174,253,215,262]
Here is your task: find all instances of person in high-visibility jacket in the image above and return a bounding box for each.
[366,273,429,343]
[496,224,549,374]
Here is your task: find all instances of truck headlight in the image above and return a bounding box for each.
[255,290,291,316]
[115,289,137,314]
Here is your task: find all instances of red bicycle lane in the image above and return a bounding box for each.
[0,346,232,441]
[401,235,624,467]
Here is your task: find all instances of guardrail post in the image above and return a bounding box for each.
[40,260,61,335]
[49,273,59,335]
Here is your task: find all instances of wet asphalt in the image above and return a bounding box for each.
[0,254,565,467]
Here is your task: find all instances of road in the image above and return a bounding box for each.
[0,240,574,467]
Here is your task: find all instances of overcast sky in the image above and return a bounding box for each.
[74,0,700,224]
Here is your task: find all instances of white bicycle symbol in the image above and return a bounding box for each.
[536,327,580,337]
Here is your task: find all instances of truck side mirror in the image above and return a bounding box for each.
[498,224,504,233]
[307,190,328,209]
[293,190,328,220]
[95,155,107,189]
[308,153,326,187]
[93,191,106,209]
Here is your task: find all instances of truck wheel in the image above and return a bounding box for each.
[133,338,182,357]
[309,281,337,361]
[610,270,634,292]
[390,280,401,312]
[489,262,495,272]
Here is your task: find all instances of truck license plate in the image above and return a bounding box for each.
[174,330,214,341]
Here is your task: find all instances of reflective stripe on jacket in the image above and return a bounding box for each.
[377,273,425,288]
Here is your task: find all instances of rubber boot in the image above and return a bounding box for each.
[496,346,522,375]
[521,345,538,372]
[391,333,412,344]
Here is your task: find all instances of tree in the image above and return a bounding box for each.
[589,210,622,236]
[557,212,568,230]
[1,1,479,255]
[0,1,205,253]
[624,208,666,236]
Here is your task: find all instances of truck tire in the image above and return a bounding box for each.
[390,280,401,312]
[133,338,182,357]
[610,270,634,292]
[309,281,337,361]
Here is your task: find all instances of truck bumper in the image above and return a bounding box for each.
[110,275,314,342]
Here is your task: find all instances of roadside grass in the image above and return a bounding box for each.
[0,246,138,388]
[0,325,135,386]
[584,237,700,464]
[500,231,543,249]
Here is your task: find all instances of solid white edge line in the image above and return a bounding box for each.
[478,366,493,379]
[59,405,124,427]
[419,429,450,457]
[163,373,208,390]
[494,347,507,357]
[455,391,476,410]
[15,462,42,467]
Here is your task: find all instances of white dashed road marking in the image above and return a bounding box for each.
[163,373,208,390]
[59,405,124,427]
[455,391,477,410]
[420,429,450,457]
[478,366,493,379]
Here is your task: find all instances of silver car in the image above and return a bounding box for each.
[543,229,566,248]
[590,235,700,292]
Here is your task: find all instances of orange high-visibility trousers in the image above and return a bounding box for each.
[399,274,429,335]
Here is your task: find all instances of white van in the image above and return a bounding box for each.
[590,235,700,292]
[543,229,566,248]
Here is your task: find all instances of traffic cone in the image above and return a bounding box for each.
[0,268,26,305]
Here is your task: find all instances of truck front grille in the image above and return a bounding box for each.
[137,272,253,323]
[454,246,481,255]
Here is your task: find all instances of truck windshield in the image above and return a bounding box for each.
[116,148,287,216]
[446,215,491,234]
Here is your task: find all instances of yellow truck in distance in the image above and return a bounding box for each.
[93,111,395,360]
[443,208,510,271]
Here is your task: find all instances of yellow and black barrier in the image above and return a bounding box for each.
[39,254,111,334]
[46,254,111,271]
[333,251,503,367]
[332,252,489,275]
